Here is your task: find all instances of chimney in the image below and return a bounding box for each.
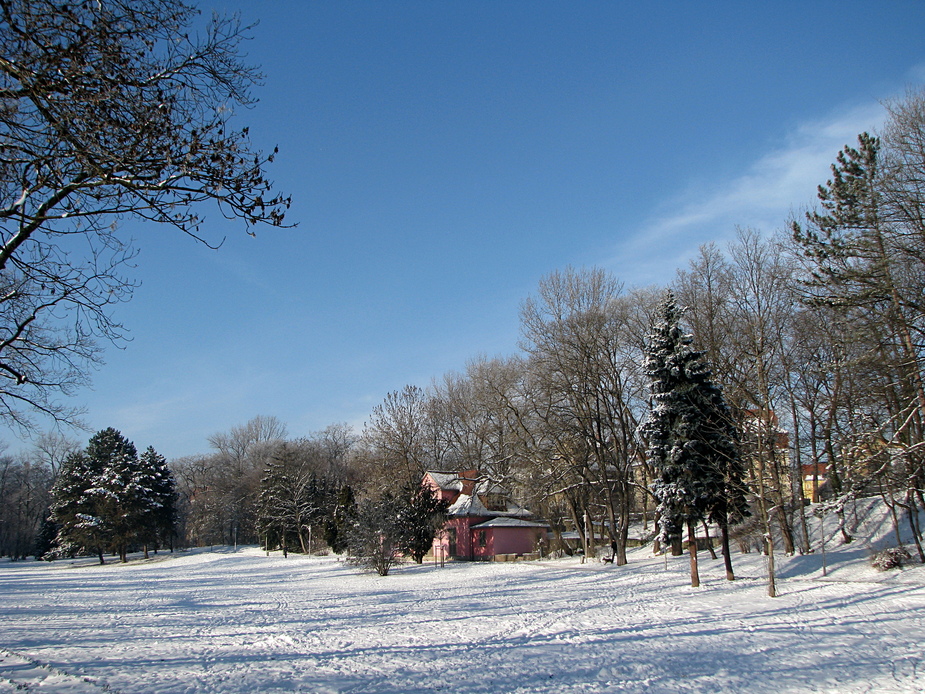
[458,469,479,496]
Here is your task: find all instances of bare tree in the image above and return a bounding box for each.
[30,431,79,478]
[0,0,291,428]
[362,385,435,491]
[520,267,648,564]
[0,446,53,558]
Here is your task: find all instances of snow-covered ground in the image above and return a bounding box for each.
[1,505,923,693]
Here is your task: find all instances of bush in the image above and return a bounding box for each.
[870,546,912,571]
[345,494,403,576]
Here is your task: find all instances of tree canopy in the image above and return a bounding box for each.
[0,0,290,428]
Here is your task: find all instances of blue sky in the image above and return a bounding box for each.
[4,1,925,459]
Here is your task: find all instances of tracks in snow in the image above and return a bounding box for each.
[0,647,119,693]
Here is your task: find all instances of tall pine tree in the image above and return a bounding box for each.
[49,429,175,562]
[86,428,141,562]
[138,447,178,555]
[49,451,109,563]
[641,292,747,586]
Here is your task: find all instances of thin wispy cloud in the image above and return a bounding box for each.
[610,100,888,286]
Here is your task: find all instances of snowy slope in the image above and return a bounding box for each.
[1,505,923,693]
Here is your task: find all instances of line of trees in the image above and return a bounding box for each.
[346,90,925,580]
[2,69,924,579]
[204,122,925,575]
[0,428,178,564]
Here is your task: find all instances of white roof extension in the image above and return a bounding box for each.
[470,517,549,529]
[427,471,465,492]
[445,492,532,518]
[428,470,533,518]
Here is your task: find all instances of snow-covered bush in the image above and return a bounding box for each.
[870,546,911,571]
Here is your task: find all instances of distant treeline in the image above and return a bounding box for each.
[3,91,925,574]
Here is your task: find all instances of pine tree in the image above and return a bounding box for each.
[138,447,178,554]
[303,473,336,553]
[792,131,925,551]
[324,484,356,554]
[256,443,346,557]
[256,451,295,556]
[642,291,747,586]
[86,429,142,562]
[49,451,108,563]
[396,481,450,564]
[48,428,164,563]
[33,515,59,560]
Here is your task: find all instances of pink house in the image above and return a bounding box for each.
[424,470,548,561]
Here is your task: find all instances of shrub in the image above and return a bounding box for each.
[870,546,911,571]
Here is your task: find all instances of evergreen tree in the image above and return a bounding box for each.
[49,451,108,563]
[303,473,337,552]
[86,428,142,562]
[256,450,296,556]
[792,131,925,551]
[324,484,356,554]
[48,428,166,563]
[138,447,178,554]
[641,292,747,586]
[396,481,450,564]
[33,515,59,560]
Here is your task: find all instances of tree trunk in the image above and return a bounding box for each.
[687,520,700,588]
[765,529,777,597]
[652,510,662,555]
[702,520,717,560]
[756,456,777,597]
[904,491,925,563]
[585,510,596,560]
[616,518,629,566]
[884,484,904,547]
[720,520,735,581]
[819,510,828,577]
[567,500,586,559]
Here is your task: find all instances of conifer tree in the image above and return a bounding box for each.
[792,131,925,548]
[138,447,178,554]
[49,451,108,563]
[48,428,168,563]
[255,444,324,556]
[85,428,142,562]
[325,484,356,554]
[256,451,295,556]
[396,481,450,564]
[642,292,747,586]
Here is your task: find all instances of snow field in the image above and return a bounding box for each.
[1,534,923,693]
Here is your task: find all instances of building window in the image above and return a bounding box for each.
[483,493,506,511]
[478,530,487,548]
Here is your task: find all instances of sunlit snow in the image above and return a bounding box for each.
[1,504,923,693]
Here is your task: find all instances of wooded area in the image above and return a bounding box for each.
[2,43,925,583]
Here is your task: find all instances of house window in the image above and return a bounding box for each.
[478,530,487,548]
[447,528,457,556]
[483,493,506,511]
